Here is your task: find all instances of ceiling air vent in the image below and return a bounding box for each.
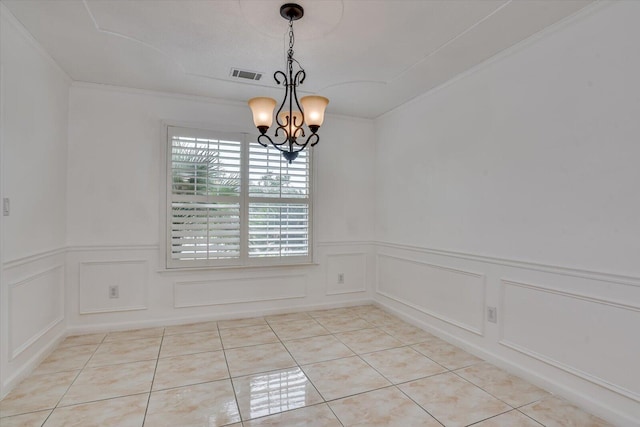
[230,68,263,81]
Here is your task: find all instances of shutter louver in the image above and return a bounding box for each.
[248,142,310,259]
[169,132,242,264]
[171,202,240,260]
[249,144,309,198]
[248,203,309,257]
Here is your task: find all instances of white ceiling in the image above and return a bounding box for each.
[3,0,593,118]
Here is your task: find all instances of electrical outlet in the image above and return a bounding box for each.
[3,198,9,216]
[109,285,119,299]
[337,273,344,284]
[487,306,497,323]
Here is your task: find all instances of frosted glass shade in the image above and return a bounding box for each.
[248,97,277,128]
[278,110,304,127]
[300,96,329,127]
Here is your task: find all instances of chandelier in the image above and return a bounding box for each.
[248,3,329,163]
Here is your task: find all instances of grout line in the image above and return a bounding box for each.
[146,377,230,394]
[260,311,391,424]
[219,321,242,423]
[394,384,447,427]
[38,333,108,424]
[321,383,397,403]
[449,366,548,415]
[461,408,516,427]
[263,320,345,425]
[157,346,225,360]
[161,328,219,338]
[351,342,447,427]
[141,328,165,426]
[324,403,346,427]
[44,392,151,411]
[515,406,547,427]
[238,401,343,426]
[450,368,512,401]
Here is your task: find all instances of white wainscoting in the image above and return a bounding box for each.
[79,260,148,314]
[65,242,374,332]
[376,253,485,335]
[500,279,640,402]
[325,252,367,295]
[173,274,308,308]
[1,249,67,398]
[9,265,65,359]
[374,241,640,426]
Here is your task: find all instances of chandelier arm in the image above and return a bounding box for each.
[257,133,273,148]
[292,69,306,131]
[287,132,317,152]
[294,68,306,86]
[272,126,294,146]
[258,133,307,155]
[273,124,309,148]
[286,142,311,154]
[274,70,287,86]
[290,127,306,145]
[308,132,320,147]
[274,71,289,128]
[286,67,296,143]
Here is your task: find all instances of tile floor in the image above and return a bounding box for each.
[0,305,613,427]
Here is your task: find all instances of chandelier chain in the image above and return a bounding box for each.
[289,18,295,50]
[286,18,303,75]
[287,18,295,73]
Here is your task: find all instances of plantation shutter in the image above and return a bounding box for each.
[248,143,310,258]
[168,128,242,267]
[166,126,312,268]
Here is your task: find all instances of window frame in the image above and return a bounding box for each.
[164,125,313,269]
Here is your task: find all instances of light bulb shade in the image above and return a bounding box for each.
[300,95,329,127]
[248,97,277,129]
[278,110,304,128]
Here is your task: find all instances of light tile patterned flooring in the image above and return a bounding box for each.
[0,305,613,426]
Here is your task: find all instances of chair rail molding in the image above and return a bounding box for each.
[375,241,640,287]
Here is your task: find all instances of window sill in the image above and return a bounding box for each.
[156,262,320,274]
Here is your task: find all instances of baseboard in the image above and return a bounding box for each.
[1,329,67,400]
[66,298,374,335]
[374,298,639,427]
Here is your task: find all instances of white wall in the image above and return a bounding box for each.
[65,83,376,331]
[0,5,70,397]
[3,2,639,424]
[374,2,640,426]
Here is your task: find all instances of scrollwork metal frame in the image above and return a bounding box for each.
[256,6,320,163]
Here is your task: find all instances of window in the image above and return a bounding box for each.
[166,126,312,268]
